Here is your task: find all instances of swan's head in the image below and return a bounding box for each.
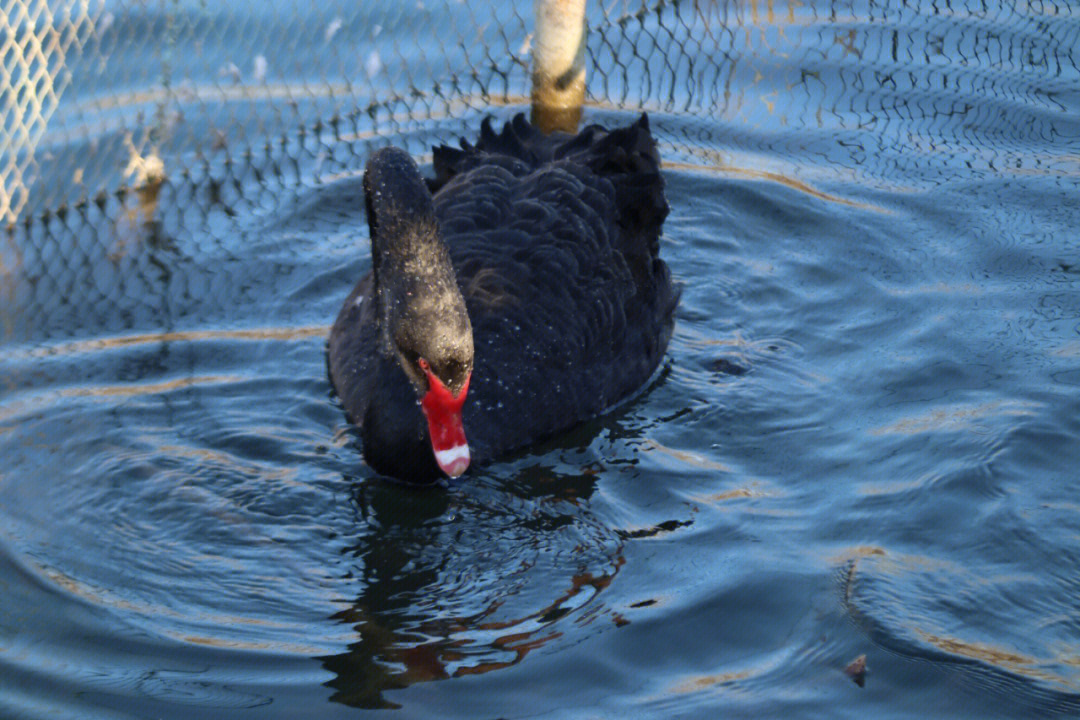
[390,318,473,478]
[365,146,475,478]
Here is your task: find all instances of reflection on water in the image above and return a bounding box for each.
[320,468,619,708]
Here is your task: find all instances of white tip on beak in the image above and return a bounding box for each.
[434,443,470,477]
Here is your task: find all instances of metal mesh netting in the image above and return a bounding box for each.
[2,1,1077,345]
[1,0,737,226]
[0,0,741,345]
[4,1,1074,226]
[1,2,84,222]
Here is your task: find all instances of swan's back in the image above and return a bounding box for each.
[431,114,678,460]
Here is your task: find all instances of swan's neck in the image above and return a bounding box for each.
[362,147,467,358]
[366,151,442,283]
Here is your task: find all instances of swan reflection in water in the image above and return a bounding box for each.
[318,461,625,709]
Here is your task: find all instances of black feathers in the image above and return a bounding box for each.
[328,113,678,482]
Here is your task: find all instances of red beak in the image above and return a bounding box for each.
[419,365,470,477]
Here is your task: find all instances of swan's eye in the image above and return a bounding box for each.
[441,358,467,384]
[418,357,430,373]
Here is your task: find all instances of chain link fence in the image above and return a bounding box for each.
[5,0,1078,230]
[0,0,742,346]
[2,0,734,227]
[2,0,90,223]
[3,0,1076,346]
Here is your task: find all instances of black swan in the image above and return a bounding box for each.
[328,113,678,482]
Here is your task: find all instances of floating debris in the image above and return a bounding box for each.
[844,654,867,687]
[365,50,382,79]
[97,11,114,35]
[218,61,241,83]
[253,54,267,82]
[325,17,343,42]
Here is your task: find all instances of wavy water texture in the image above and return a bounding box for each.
[2,0,1080,718]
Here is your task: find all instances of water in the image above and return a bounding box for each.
[3,1,1080,718]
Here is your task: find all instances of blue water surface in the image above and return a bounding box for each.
[1,1,1079,718]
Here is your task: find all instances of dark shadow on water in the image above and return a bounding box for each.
[318,465,609,709]
[318,481,454,709]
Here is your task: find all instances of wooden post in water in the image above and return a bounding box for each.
[531,0,587,134]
